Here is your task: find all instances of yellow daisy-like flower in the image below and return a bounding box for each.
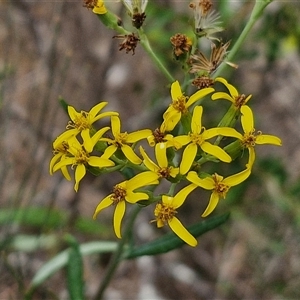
[53,127,114,192]
[212,77,252,109]
[174,106,232,175]
[147,123,184,150]
[162,81,214,131]
[217,105,282,167]
[100,115,152,165]
[54,102,118,148]
[187,167,251,217]
[49,140,71,180]
[140,143,179,180]
[153,184,198,247]
[93,171,159,238]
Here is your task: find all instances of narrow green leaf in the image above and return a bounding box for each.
[66,235,84,300]
[124,213,230,259]
[26,241,117,296]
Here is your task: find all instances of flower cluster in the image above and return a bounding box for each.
[50,0,282,247]
[50,78,281,247]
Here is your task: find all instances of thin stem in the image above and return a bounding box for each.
[214,0,273,78]
[93,205,141,300]
[138,28,175,84]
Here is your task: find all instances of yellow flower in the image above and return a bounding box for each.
[92,0,107,14]
[162,81,214,131]
[53,128,114,192]
[187,167,251,217]
[93,171,159,238]
[212,77,252,109]
[153,184,198,247]
[217,105,282,166]
[146,124,184,150]
[49,140,71,181]
[54,102,118,148]
[174,106,232,175]
[100,116,152,165]
[140,143,179,180]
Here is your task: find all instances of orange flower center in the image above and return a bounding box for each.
[111,185,127,204]
[154,202,177,226]
[172,95,189,114]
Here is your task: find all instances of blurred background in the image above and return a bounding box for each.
[1,0,300,299]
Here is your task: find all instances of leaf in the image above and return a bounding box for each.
[66,235,84,300]
[26,241,117,296]
[124,213,230,259]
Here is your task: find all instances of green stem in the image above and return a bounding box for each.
[93,205,141,300]
[138,28,175,84]
[214,0,273,78]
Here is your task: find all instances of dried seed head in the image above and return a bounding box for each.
[113,33,140,55]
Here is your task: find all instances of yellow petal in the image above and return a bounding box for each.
[61,166,72,181]
[203,128,220,140]
[53,129,77,149]
[89,102,107,119]
[191,106,203,134]
[111,116,121,137]
[140,146,158,172]
[223,167,251,187]
[186,87,214,108]
[102,144,117,159]
[49,153,62,174]
[81,129,93,153]
[186,171,215,190]
[172,135,191,147]
[113,201,126,239]
[122,144,142,164]
[211,92,234,102]
[125,191,149,203]
[172,184,197,208]
[256,134,282,146]
[248,147,256,167]
[215,77,239,98]
[53,157,74,172]
[127,129,152,143]
[171,81,182,100]
[202,192,219,217]
[168,217,197,247]
[155,143,168,168]
[88,156,115,168]
[93,111,119,122]
[180,143,197,175]
[127,171,159,190]
[67,105,79,122]
[90,127,110,146]
[201,142,232,162]
[93,195,113,219]
[74,164,86,192]
[241,105,254,134]
[216,127,243,140]
[163,110,181,131]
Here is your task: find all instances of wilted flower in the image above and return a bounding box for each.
[189,0,223,40]
[121,0,148,28]
[170,33,192,57]
[113,33,140,55]
[190,41,237,75]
